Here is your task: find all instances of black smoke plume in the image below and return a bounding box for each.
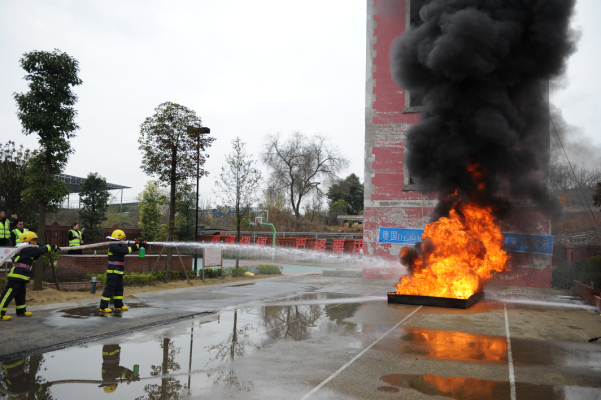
[391,0,578,221]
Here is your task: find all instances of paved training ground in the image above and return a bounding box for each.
[0,272,600,399]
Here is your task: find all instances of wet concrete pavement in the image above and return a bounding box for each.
[0,275,600,399]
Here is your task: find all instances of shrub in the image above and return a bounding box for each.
[552,255,601,289]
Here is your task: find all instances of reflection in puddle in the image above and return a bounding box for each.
[379,374,566,400]
[398,327,507,363]
[0,298,362,399]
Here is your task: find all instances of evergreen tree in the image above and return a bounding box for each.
[138,181,167,242]
[78,173,110,242]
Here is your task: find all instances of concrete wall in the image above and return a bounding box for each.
[363,0,552,287]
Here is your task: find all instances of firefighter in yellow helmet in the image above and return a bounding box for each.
[99,344,138,394]
[0,232,58,321]
[99,230,145,313]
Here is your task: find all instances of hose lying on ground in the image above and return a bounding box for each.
[0,241,136,266]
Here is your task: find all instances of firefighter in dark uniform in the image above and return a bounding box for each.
[0,231,58,321]
[99,230,145,313]
[100,344,138,394]
[1,358,49,397]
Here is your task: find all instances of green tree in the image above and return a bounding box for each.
[216,137,262,275]
[175,191,196,241]
[0,141,38,228]
[78,173,110,242]
[326,173,364,215]
[14,49,82,290]
[138,181,167,242]
[139,102,215,280]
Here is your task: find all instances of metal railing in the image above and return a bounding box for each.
[222,231,363,242]
[554,231,601,245]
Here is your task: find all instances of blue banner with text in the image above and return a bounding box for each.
[377,227,553,255]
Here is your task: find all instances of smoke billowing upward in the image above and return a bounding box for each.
[391,0,578,220]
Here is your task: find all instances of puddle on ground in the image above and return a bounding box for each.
[0,299,363,399]
[61,303,150,319]
[378,373,592,400]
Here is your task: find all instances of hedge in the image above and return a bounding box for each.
[552,255,601,289]
[85,264,282,287]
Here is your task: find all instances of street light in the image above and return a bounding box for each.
[188,125,211,273]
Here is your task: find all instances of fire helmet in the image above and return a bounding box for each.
[19,231,38,243]
[110,230,126,240]
[103,385,118,394]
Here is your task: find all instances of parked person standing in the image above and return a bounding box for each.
[0,211,18,246]
[10,221,28,245]
[99,230,145,313]
[68,222,85,255]
[0,231,58,321]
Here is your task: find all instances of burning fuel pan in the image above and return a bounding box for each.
[387,291,484,309]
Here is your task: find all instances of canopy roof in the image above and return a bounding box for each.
[58,174,131,194]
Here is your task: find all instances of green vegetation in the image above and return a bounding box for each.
[0,142,38,228]
[78,173,110,241]
[326,173,364,215]
[15,49,82,291]
[138,102,215,280]
[552,256,601,289]
[138,180,167,241]
[86,264,282,287]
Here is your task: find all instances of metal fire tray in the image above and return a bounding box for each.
[387,291,484,309]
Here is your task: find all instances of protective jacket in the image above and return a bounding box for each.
[10,228,28,245]
[0,218,10,239]
[107,242,140,275]
[9,244,54,282]
[68,229,83,246]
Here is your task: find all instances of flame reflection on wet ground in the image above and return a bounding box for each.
[378,373,564,400]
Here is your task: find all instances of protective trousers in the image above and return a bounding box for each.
[0,280,27,317]
[100,273,124,309]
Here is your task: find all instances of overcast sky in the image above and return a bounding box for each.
[0,0,599,206]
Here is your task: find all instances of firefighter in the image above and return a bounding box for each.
[0,231,59,321]
[1,358,49,397]
[10,220,28,245]
[67,222,85,255]
[99,230,145,313]
[99,344,138,394]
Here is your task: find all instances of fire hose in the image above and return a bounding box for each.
[0,241,138,267]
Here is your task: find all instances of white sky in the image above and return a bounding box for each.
[0,0,599,205]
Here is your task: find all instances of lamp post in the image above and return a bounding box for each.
[188,126,211,273]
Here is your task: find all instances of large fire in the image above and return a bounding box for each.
[395,194,508,299]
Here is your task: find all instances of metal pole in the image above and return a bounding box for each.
[194,134,200,272]
[120,189,123,213]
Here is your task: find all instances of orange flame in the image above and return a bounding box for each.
[395,192,508,299]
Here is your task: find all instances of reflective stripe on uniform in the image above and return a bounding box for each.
[101,296,111,301]
[112,270,124,275]
[16,305,26,309]
[102,349,120,356]
[68,229,82,247]
[128,247,133,254]
[0,219,9,239]
[11,229,28,242]
[2,359,24,369]
[7,267,30,281]
[0,288,13,311]
[113,296,123,300]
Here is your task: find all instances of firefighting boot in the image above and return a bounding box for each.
[17,312,33,317]
[0,315,11,321]
[100,308,112,313]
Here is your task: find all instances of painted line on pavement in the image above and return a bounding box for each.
[504,305,517,400]
[300,305,423,400]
